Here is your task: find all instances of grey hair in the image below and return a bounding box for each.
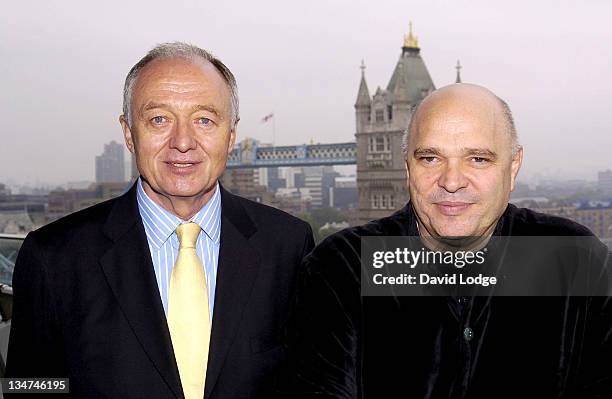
[122,42,239,128]
[402,96,520,159]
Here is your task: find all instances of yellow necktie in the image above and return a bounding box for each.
[168,222,211,399]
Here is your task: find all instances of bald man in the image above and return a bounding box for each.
[276,84,612,398]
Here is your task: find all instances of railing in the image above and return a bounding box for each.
[0,234,24,288]
[0,233,21,320]
[227,142,357,168]
[0,234,20,376]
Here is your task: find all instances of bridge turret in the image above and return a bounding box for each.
[355,60,371,133]
[356,23,436,223]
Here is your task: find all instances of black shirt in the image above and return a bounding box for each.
[277,202,612,399]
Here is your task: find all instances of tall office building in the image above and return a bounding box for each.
[303,167,326,208]
[267,167,286,192]
[95,141,125,183]
[598,170,612,197]
[285,168,305,189]
[355,24,435,223]
[332,176,358,211]
[0,184,9,199]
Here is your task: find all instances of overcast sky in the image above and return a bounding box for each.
[1,0,611,186]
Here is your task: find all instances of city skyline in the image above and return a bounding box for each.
[2,141,610,190]
[2,0,611,185]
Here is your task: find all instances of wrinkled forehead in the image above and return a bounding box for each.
[411,95,510,155]
[134,57,229,99]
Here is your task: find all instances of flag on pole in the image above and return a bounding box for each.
[261,113,274,123]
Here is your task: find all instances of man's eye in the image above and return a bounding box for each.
[420,156,437,163]
[197,117,212,125]
[151,116,166,124]
[471,157,488,163]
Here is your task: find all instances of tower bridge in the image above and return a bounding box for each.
[226,140,357,169]
[227,23,439,224]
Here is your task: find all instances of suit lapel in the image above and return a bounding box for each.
[99,184,183,398]
[205,187,260,398]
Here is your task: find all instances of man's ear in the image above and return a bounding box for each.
[509,145,523,192]
[120,115,135,154]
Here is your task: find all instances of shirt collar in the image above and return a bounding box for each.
[136,178,222,250]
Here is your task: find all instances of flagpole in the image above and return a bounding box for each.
[272,111,276,160]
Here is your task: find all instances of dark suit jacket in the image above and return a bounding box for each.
[276,202,612,399]
[5,183,314,398]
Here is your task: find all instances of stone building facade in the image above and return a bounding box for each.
[355,26,436,223]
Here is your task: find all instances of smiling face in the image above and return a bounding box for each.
[120,57,236,217]
[406,84,522,238]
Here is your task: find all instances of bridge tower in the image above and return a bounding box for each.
[355,24,435,223]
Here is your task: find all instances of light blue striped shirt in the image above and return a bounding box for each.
[136,178,221,320]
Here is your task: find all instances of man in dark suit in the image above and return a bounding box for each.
[276,84,612,398]
[5,42,314,399]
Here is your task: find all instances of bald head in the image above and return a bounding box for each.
[403,84,519,159]
[403,83,524,239]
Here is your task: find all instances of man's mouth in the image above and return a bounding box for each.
[165,161,201,172]
[434,201,473,216]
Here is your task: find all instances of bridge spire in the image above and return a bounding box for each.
[403,21,419,51]
[455,60,462,83]
[355,60,371,107]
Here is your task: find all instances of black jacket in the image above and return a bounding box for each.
[277,202,612,399]
[5,183,314,398]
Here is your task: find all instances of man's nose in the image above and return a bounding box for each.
[168,120,197,152]
[437,160,468,193]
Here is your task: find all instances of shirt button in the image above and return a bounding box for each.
[463,327,474,342]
